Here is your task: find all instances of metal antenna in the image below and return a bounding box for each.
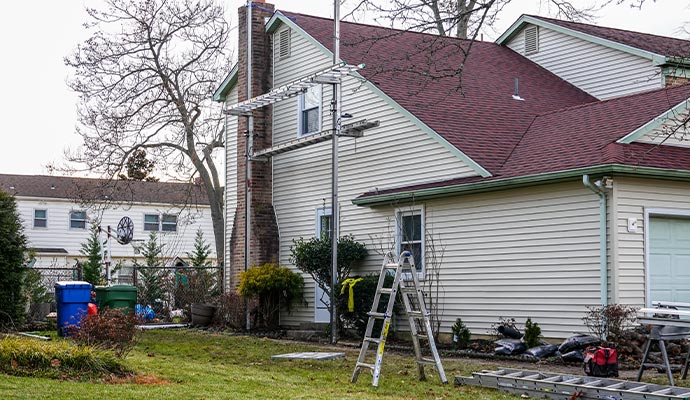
[330,0,341,345]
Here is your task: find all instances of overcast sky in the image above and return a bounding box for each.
[0,0,687,178]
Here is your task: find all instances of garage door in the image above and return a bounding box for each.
[649,216,690,304]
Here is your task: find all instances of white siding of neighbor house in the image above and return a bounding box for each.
[612,176,690,307]
[224,87,239,289]
[506,24,662,100]
[17,197,216,270]
[270,24,481,327]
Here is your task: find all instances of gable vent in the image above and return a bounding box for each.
[278,28,291,60]
[524,25,539,55]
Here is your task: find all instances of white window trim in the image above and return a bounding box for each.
[33,208,48,229]
[643,207,690,307]
[395,205,425,279]
[69,210,88,230]
[143,213,160,232]
[161,213,178,232]
[315,207,332,238]
[297,86,322,137]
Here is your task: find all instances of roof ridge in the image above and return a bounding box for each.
[0,173,195,186]
[527,14,690,45]
[281,10,494,45]
[534,82,690,118]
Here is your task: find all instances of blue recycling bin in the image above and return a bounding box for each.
[54,281,92,337]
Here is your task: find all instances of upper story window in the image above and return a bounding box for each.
[145,213,178,232]
[299,86,321,136]
[524,25,539,55]
[316,207,332,240]
[33,209,47,228]
[396,207,425,276]
[69,211,87,230]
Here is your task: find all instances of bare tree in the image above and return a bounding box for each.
[64,0,229,262]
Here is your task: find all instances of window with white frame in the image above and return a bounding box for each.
[69,210,87,229]
[316,207,332,240]
[144,213,178,232]
[396,207,424,275]
[299,86,321,136]
[34,209,47,228]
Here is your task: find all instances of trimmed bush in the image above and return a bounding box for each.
[238,264,304,329]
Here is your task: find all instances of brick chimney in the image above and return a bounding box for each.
[229,1,280,287]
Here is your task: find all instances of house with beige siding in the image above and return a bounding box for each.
[216,2,690,338]
[0,174,216,283]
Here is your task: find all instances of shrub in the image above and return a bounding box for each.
[523,318,542,348]
[0,190,29,328]
[451,318,471,349]
[583,303,638,344]
[69,308,139,358]
[337,273,398,338]
[0,336,127,379]
[238,264,304,329]
[212,292,255,330]
[290,235,367,307]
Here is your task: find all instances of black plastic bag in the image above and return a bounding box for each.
[497,325,523,339]
[494,338,526,355]
[558,334,600,354]
[560,349,585,363]
[525,344,559,359]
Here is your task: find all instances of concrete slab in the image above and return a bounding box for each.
[271,352,345,361]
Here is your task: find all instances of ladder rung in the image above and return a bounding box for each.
[628,385,649,392]
[413,333,428,340]
[378,288,394,295]
[356,362,375,370]
[384,263,398,269]
[400,287,418,294]
[651,388,673,395]
[368,312,387,319]
[407,311,424,318]
[363,337,382,344]
[418,358,438,366]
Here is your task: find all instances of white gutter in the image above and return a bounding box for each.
[583,175,608,306]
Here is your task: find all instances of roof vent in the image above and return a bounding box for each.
[524,25,539,55]
[278,28,291,61]
[512,78,525,101]
[50,184,56,190]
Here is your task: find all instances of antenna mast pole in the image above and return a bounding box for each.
[245,1,253,332]
[330,0,341,345]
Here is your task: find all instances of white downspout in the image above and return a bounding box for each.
[583,175,608,306]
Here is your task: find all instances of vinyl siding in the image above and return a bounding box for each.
[17,197,216,269]
[506,24,662,100]
[224,88,239,289]
[613,176,690,307]
[636,108,690,148]
[270,23,481,327]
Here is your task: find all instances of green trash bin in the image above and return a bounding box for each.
[94,285,138,315]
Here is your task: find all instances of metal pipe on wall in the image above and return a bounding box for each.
[330,0,341,345]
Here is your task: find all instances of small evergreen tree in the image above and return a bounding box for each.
[79,224,104,286]
[0,190,29,327]
[134,232,165,311]
[176,229,218,308]
[187,229,211,269]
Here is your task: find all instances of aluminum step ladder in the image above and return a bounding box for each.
[457,368,690,400]
[351,251,447,387]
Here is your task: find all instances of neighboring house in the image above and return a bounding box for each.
[0,174,216,283]
[216,2,690,338]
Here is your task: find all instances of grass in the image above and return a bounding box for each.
[0,329,517,399]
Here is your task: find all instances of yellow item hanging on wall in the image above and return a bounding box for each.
[340,277,363,312]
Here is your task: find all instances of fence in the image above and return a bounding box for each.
[28,264,222,323]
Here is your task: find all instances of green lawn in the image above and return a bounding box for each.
[0,329,517,399]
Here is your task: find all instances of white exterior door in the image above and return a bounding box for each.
[649,216,690,304]
[314,285,330,323]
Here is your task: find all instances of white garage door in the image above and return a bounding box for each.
[649,216,690,304]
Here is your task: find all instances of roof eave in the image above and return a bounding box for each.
[213,64,238,102]
[496,15,662,62]
[352,164,690,206]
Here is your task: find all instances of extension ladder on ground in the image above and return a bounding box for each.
[351,251,447,387]
[457,368,690,400]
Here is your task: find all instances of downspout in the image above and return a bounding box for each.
[583,175,608,306]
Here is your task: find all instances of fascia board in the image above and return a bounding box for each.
[617,98,690,144]
[265,13,492,178]
[213,65,238,102]
[352,164,690,206]
[496,15,662,62]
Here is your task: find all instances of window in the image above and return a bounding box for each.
[524,25,539,54]
[144,214,160,231]
[299,86,321,136]
[162,214,178,232]
[396,207,424,275]
[34,209,47,228]
[316,207,332,239]
[277,28,291,60]
[69,211,87,229]
[145,213,178,232]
